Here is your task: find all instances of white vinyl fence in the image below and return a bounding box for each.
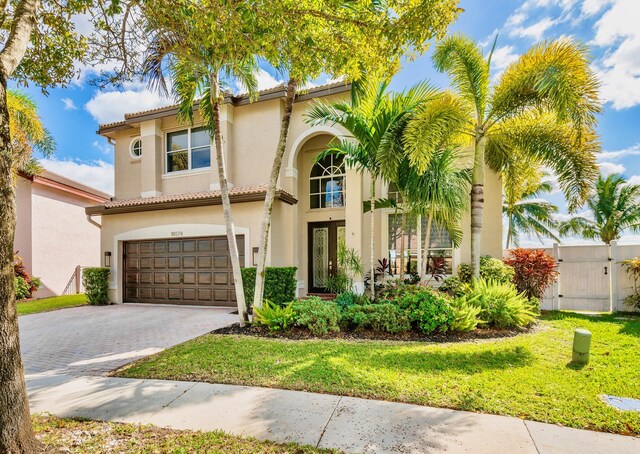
[504,241,640,313]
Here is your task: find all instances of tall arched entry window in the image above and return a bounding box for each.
[309,154,345,209]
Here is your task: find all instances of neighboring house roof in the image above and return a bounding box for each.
[21,170,111,203]
[98,81,351,135]
[85,184,297,215]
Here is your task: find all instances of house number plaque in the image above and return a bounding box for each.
[170,231,184,237]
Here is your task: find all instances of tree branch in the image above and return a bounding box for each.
[0,0,39,78]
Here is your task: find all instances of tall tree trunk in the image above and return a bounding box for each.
[370,178,376,299]
[421,207,434,281]
[470,134,486,279]
[399,208,405,278]
[211,74,248,325]
[0,81,39,453]
[254,78,296,309]
[506,214,513,250]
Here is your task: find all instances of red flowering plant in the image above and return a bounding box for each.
[504,248,558,300]
[14,253,41,299]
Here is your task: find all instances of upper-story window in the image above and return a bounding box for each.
[310,153,345,209]
[130,138,142,159]
[166,127,211,173]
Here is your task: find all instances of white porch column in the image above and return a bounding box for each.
[212,103,234,190]
[140,119,163,197]
[345,167,364,294]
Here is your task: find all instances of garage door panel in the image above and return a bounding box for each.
[124,235,244,307]
[183,240,196,252]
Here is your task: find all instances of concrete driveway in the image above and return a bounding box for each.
[19,303,237,377]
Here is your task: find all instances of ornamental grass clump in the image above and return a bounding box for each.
[464,279,536,328]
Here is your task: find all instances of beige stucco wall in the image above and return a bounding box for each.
[16,181,103,298]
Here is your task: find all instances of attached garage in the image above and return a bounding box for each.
[123,235,244,306]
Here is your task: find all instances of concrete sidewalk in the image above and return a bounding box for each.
[27,374,640,453]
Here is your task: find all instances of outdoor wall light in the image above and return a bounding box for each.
[253,247,259,266]
[104,251,112,268]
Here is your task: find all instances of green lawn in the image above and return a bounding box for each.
[117,312,640,435]
[34,415,334,453]
[18,294,88,315]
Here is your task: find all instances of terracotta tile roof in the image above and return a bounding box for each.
[86,184,297,215]
[98,81,350,133]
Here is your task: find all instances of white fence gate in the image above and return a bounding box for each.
[504,241,640,313]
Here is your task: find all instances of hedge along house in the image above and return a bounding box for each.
[87,82,503,306]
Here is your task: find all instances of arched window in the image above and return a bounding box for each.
[310,154,345,209]
[130,138,142,159]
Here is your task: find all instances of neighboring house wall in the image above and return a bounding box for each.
[15,172,109,298]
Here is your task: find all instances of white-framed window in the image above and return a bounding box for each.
[310,153,346,209]
[166,127,211,173]
[387,213,454,275]
[130,138,142,159]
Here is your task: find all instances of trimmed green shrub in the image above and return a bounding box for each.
[335,292,369,311]
[253,300,294,332]
[438,276,463,297]
[241,267,297,306]
[464,279,536,328]
[450,294,482,332]
[82,267,110,305]
[342,303,411,333]
[291,297,341,335]
[458,256,514,285]
[504,249,558,299]
[15,276,30,300]
[395,287,454,334]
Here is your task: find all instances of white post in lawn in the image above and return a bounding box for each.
[610,240,618,313]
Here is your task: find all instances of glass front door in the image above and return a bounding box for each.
[308,221,345,293]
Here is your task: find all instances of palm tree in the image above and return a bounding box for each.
[401,148,470,280]
[558,174,640,244]
[7,89,55,175]
[428,34,601,277]
[305,78,441,297]
[145,38,258,325]
[503,178,559,249]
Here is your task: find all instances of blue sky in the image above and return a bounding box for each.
[19,0,640,244]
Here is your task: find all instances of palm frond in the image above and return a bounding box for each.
[432,34,490,122]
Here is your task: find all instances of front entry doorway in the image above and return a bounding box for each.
[308,221,346,293]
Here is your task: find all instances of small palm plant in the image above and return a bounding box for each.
[558,173,640,244]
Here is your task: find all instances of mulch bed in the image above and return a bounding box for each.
[211,323,535,343]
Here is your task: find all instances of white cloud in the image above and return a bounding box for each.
[591,0,640,109]
[85,81,173,125]
[489,45,520,72]
[598,143,640,161]
[509,16,557,40]
[582,0,614,16]
[39,158,114,195]
[626,175,640,186]
[92,140,112,155]
[61,98,78,110]
[598,161,625,175]
[235,68,283,95]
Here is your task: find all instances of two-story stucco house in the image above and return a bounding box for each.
[87,82,503,307]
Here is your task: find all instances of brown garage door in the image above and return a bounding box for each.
[123,236,244,306]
